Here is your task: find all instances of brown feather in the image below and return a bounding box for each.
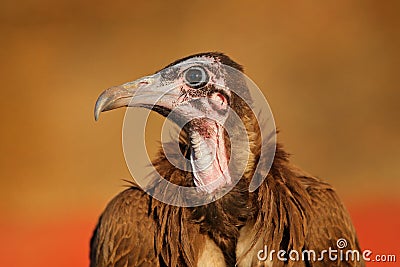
[90,53,364,267]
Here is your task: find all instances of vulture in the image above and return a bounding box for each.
[91,52,364,267]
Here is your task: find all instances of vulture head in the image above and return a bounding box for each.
[95,52,272,199]
[92,53,363,267]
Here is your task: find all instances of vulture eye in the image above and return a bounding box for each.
[184,66,209,89]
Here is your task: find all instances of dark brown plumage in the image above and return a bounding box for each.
[91,52,364,266]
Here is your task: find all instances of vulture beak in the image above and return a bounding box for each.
[94,74,176,121]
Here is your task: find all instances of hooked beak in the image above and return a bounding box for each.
[94,74,177,121]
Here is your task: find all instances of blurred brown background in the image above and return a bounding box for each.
[1,1,399,266]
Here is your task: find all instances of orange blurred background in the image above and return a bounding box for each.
[1,1,399,266]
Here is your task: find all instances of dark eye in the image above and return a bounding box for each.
[184,66,209,88]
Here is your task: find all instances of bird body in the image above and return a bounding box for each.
[91,52,364,267]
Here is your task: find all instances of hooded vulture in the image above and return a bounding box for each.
[91,52,364,267]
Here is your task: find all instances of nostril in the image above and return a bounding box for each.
[138,81,149,87]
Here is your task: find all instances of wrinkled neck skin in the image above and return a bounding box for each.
[188,119,231,193]
[187,109,259,194]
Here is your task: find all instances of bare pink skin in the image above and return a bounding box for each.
[189,93,231,193]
